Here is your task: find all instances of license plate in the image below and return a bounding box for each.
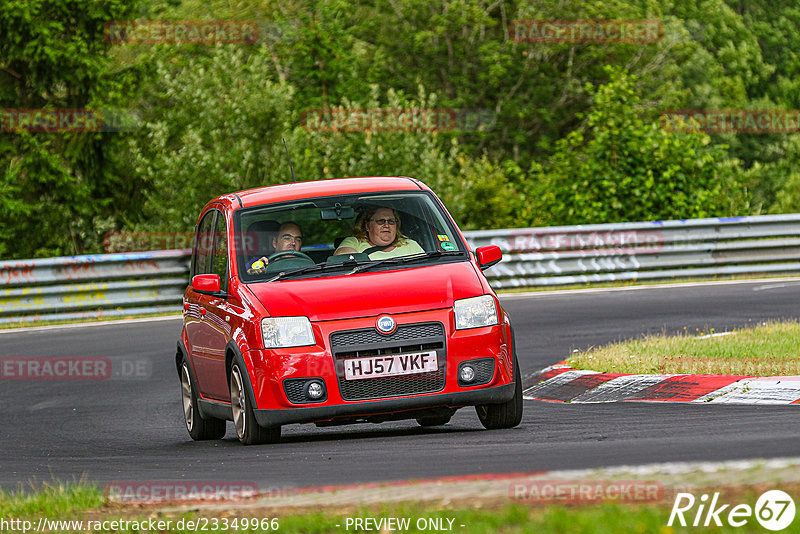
[344,350,438,380]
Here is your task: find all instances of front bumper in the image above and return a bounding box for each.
[243,309,514,409]
[253,380,516,427]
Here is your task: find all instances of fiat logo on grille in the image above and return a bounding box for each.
[376,315,396,335]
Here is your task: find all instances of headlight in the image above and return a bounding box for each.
[261,316,315,348]
[454,295,498,330]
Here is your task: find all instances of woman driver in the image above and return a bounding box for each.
[334,206,423,259]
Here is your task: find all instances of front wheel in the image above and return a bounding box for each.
[180,359,226,440]
[476,359,523,430]
[230,361,281,445]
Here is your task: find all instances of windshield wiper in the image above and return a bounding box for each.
[265,261,356,282]
[266,250,465,280]
[400,250,464,263]
[347,250,464,275]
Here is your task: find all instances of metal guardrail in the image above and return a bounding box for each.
[3,214,800,323]
[0,250,191,324]
[466,214,800,289]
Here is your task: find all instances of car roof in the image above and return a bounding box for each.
[220,176,429,210]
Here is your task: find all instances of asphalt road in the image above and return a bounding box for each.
[1,279,799,491]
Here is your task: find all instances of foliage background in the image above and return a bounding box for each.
[2,0,799,258]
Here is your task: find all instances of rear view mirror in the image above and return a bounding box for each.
[320,203,355,220]
[475,245,502,270]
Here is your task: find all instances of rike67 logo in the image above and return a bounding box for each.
[668,490,796,531]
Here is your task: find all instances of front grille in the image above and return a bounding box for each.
[331,323,443,349]
[330,322,446,401]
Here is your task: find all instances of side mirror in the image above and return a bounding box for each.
[475,245,502,270]
[191,274,221,294]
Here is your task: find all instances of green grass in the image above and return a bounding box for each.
[567,320,800,376]
[2,484,799,533]
[0,482,103,519]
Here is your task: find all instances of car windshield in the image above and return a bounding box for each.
[235,190,468,282]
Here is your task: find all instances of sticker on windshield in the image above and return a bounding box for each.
[437,235,450,242]
[441,242,456,251]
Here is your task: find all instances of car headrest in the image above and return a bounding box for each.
[245,220,280,256]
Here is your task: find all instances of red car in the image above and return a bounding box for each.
[177,176,522,444]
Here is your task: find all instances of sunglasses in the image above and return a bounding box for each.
[370,218,397,226]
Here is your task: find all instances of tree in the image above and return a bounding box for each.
[0,0,140,258]
[529,67,745,225]
[121,44,520,232]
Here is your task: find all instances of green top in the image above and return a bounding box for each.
[338,236,425,259]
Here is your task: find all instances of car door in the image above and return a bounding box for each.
[186,208,232,401]
[184,209,215,388]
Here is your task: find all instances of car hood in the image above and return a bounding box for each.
[246,261,484,322]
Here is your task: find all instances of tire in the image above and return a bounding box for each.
[180,359,226,440]
[416,414,453,427]
[230,361,281,445]
[475,358,523,430]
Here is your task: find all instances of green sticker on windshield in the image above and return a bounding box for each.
[441,242,456,251]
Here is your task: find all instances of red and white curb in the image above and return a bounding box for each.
[523,363,800,404]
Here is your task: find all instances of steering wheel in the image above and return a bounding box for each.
[267,250,314,263]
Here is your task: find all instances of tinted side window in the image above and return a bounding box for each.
[211,212,228,289]
[193,211,217,277]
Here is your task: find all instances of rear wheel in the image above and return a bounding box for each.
[180,359,226,440]
[230,361,281,445]
[476,359,523,430]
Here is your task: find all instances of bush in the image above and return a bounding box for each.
[123,46,519,232]
[528,67,746,226]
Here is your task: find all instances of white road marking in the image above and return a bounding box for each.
[753,282,800,291]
